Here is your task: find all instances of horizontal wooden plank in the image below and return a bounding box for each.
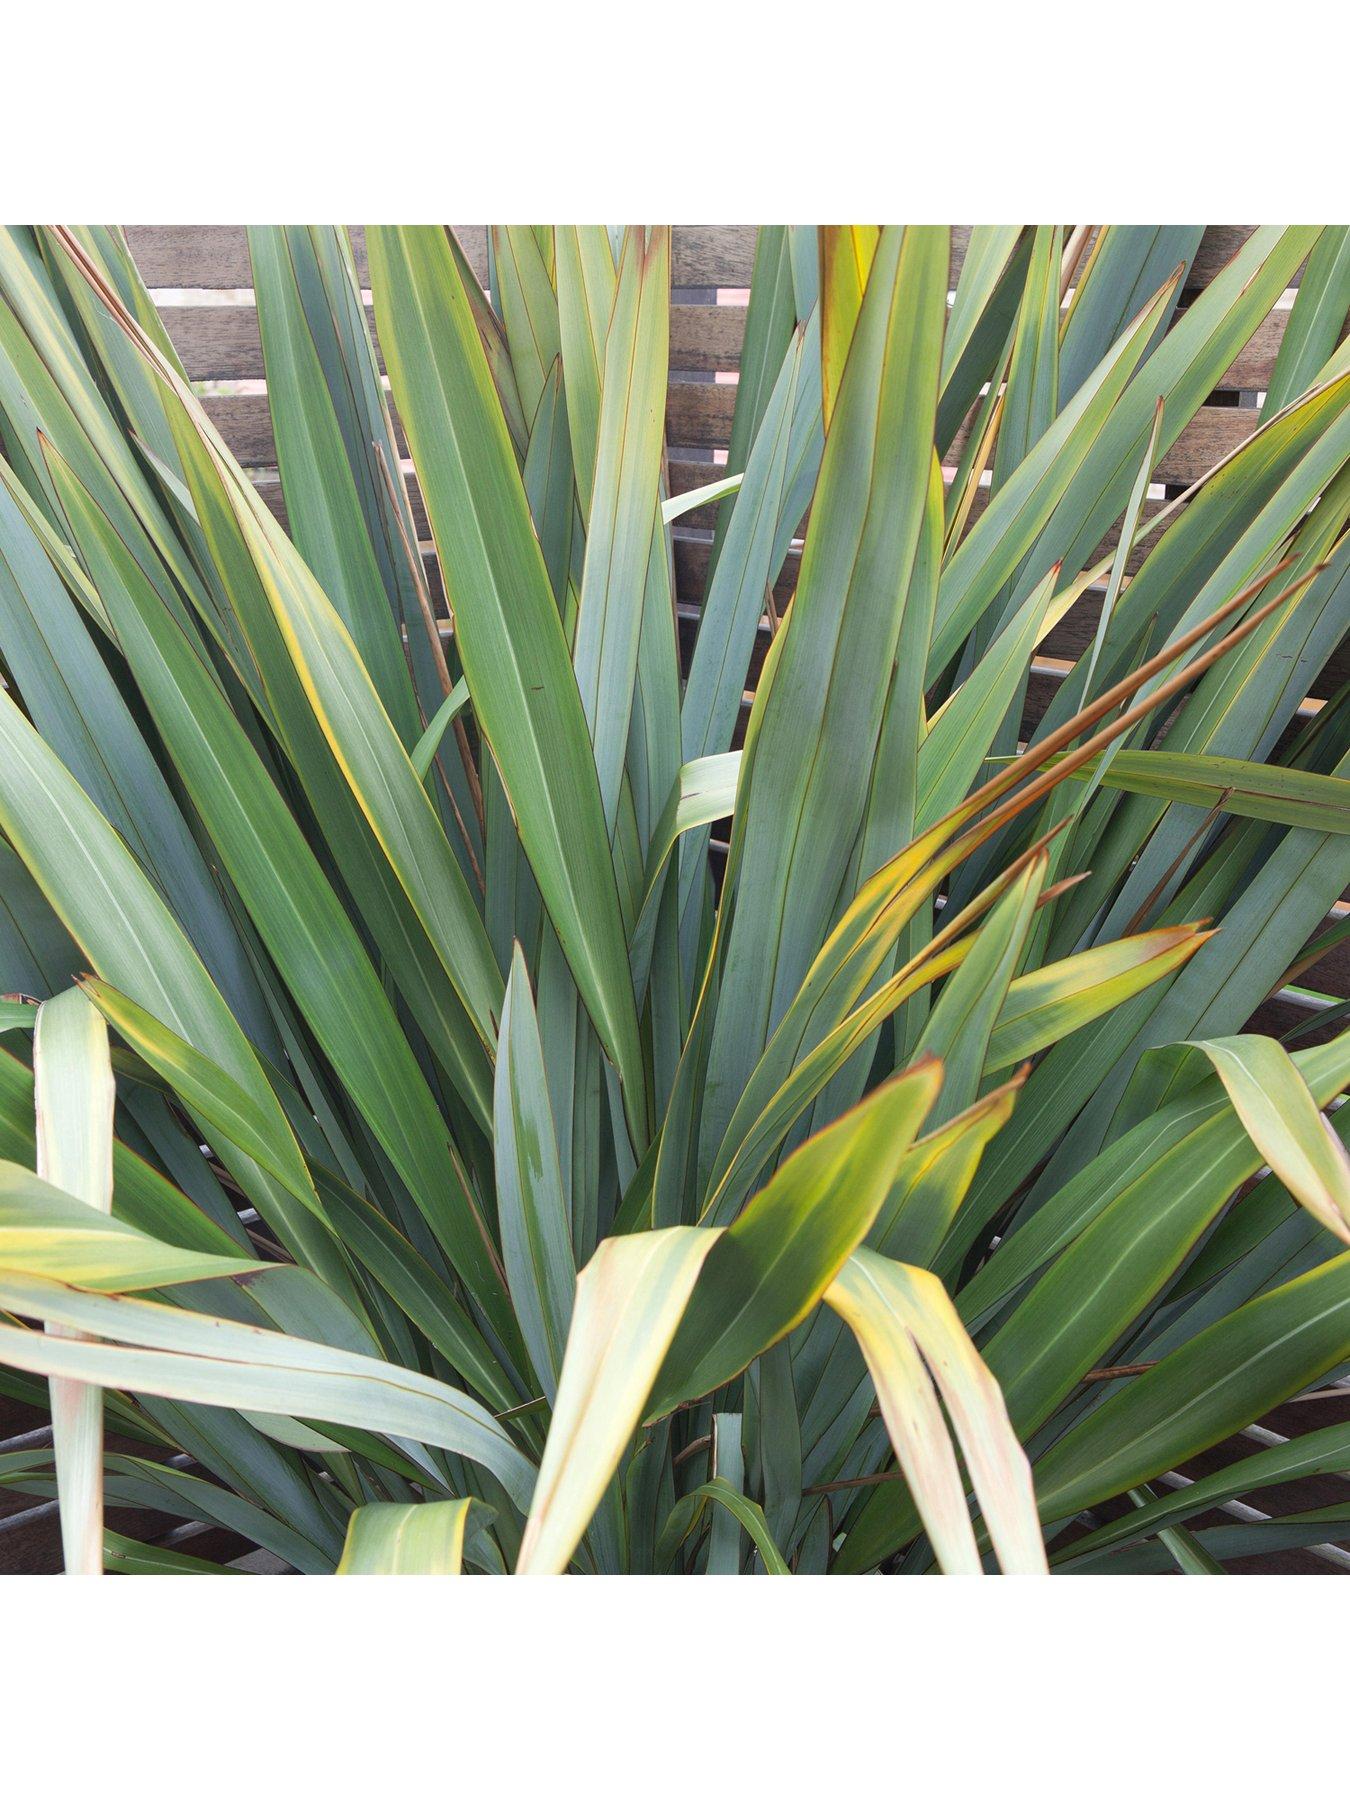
[670,225,756,287]
[159,297,745,382]
[127,225,489,290]
[669,380,1262,479]
[127,225,1279,301]
[669,303,744,371]
[939,401,1262,489]
[1155,404,1262,484]
[161,288,1313,392]
[129,225,759,293]
[665,378,740,449]
[207,379,753,465]
[668,456,1173,562]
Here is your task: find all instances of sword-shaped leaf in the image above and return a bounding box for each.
[650,1059,943,1417]
[337,1499,475,1574]
[34,986,113,1575]
[0,1272,536,1512]
[825,1251,1046,1574]
[368,225,647,1140]
[517,1227,718,1574]
[496,948,576,1401]
[1185,1035,1350,1245]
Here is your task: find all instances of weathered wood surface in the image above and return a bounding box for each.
[128,222,1264,296]
[162,296,748,378]
[203,386,1267,491]
[155,289,1301,393]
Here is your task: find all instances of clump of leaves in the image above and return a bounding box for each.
[0,224,1348,1574]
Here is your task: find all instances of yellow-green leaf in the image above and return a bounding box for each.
[337,1499,473,1574]
[517,1228,719,1575]
[825,1250,1047,1574]
[1187,1036,1350,1245]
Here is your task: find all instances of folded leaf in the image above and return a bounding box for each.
[0,1166,262,1289]
[825,1251,1046,1574]
[517,1227,718,1574]
[1186,1035,1350,1245]
[34,986,114,1575]
[337,1499,474,1574]
[0,1273,536,1513]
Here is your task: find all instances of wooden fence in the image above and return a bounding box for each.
[1,226,1347,1572]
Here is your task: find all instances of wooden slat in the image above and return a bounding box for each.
[669,303,744,370]
[129,224,757,293]
[665,378,742,448]
[127,225,489,290]
[159,297,745,382]
[667,380,1262,479]
[670,226,756,287]
[163,303,266,379]
[129,222,1271,298]
[940,402,1262,487]
[205,378,755,465]
[160,291,1315,392]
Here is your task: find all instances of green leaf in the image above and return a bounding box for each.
[572,227,671,831]
[0,1001,37,1035]
[702,228,949,1170]
[819,226,880,427]
[0,679,341,1285]
[554,226,614,514]
[929,271,1181,676]
[911,855,1044,1127]
[649,1059,943,1418]
[1264,227,1350,412]
[337,1499,475,1574]
[39,445,509,1328]
[1058,226,1200,404]
[871,1077,1025,1268]
[942,226,1022,389]
[0,1272,537,1513]
[410,677,470,781]
[368,225,647,1141]
[1054,1418,1350,1568]
[1031,1250,1350,1527]
[104,1528,244,1575]
[630,753,739,997]
[496,947,576,1401]
[80,978,316,1211]
[1185,1035,1350,1245]
[985,922,1213,1072]
[1031,748,1350,834]
[248,226,419,743]
[0,1165,262,1289]
[657,1477,790,1575]
[661,472,743,524]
